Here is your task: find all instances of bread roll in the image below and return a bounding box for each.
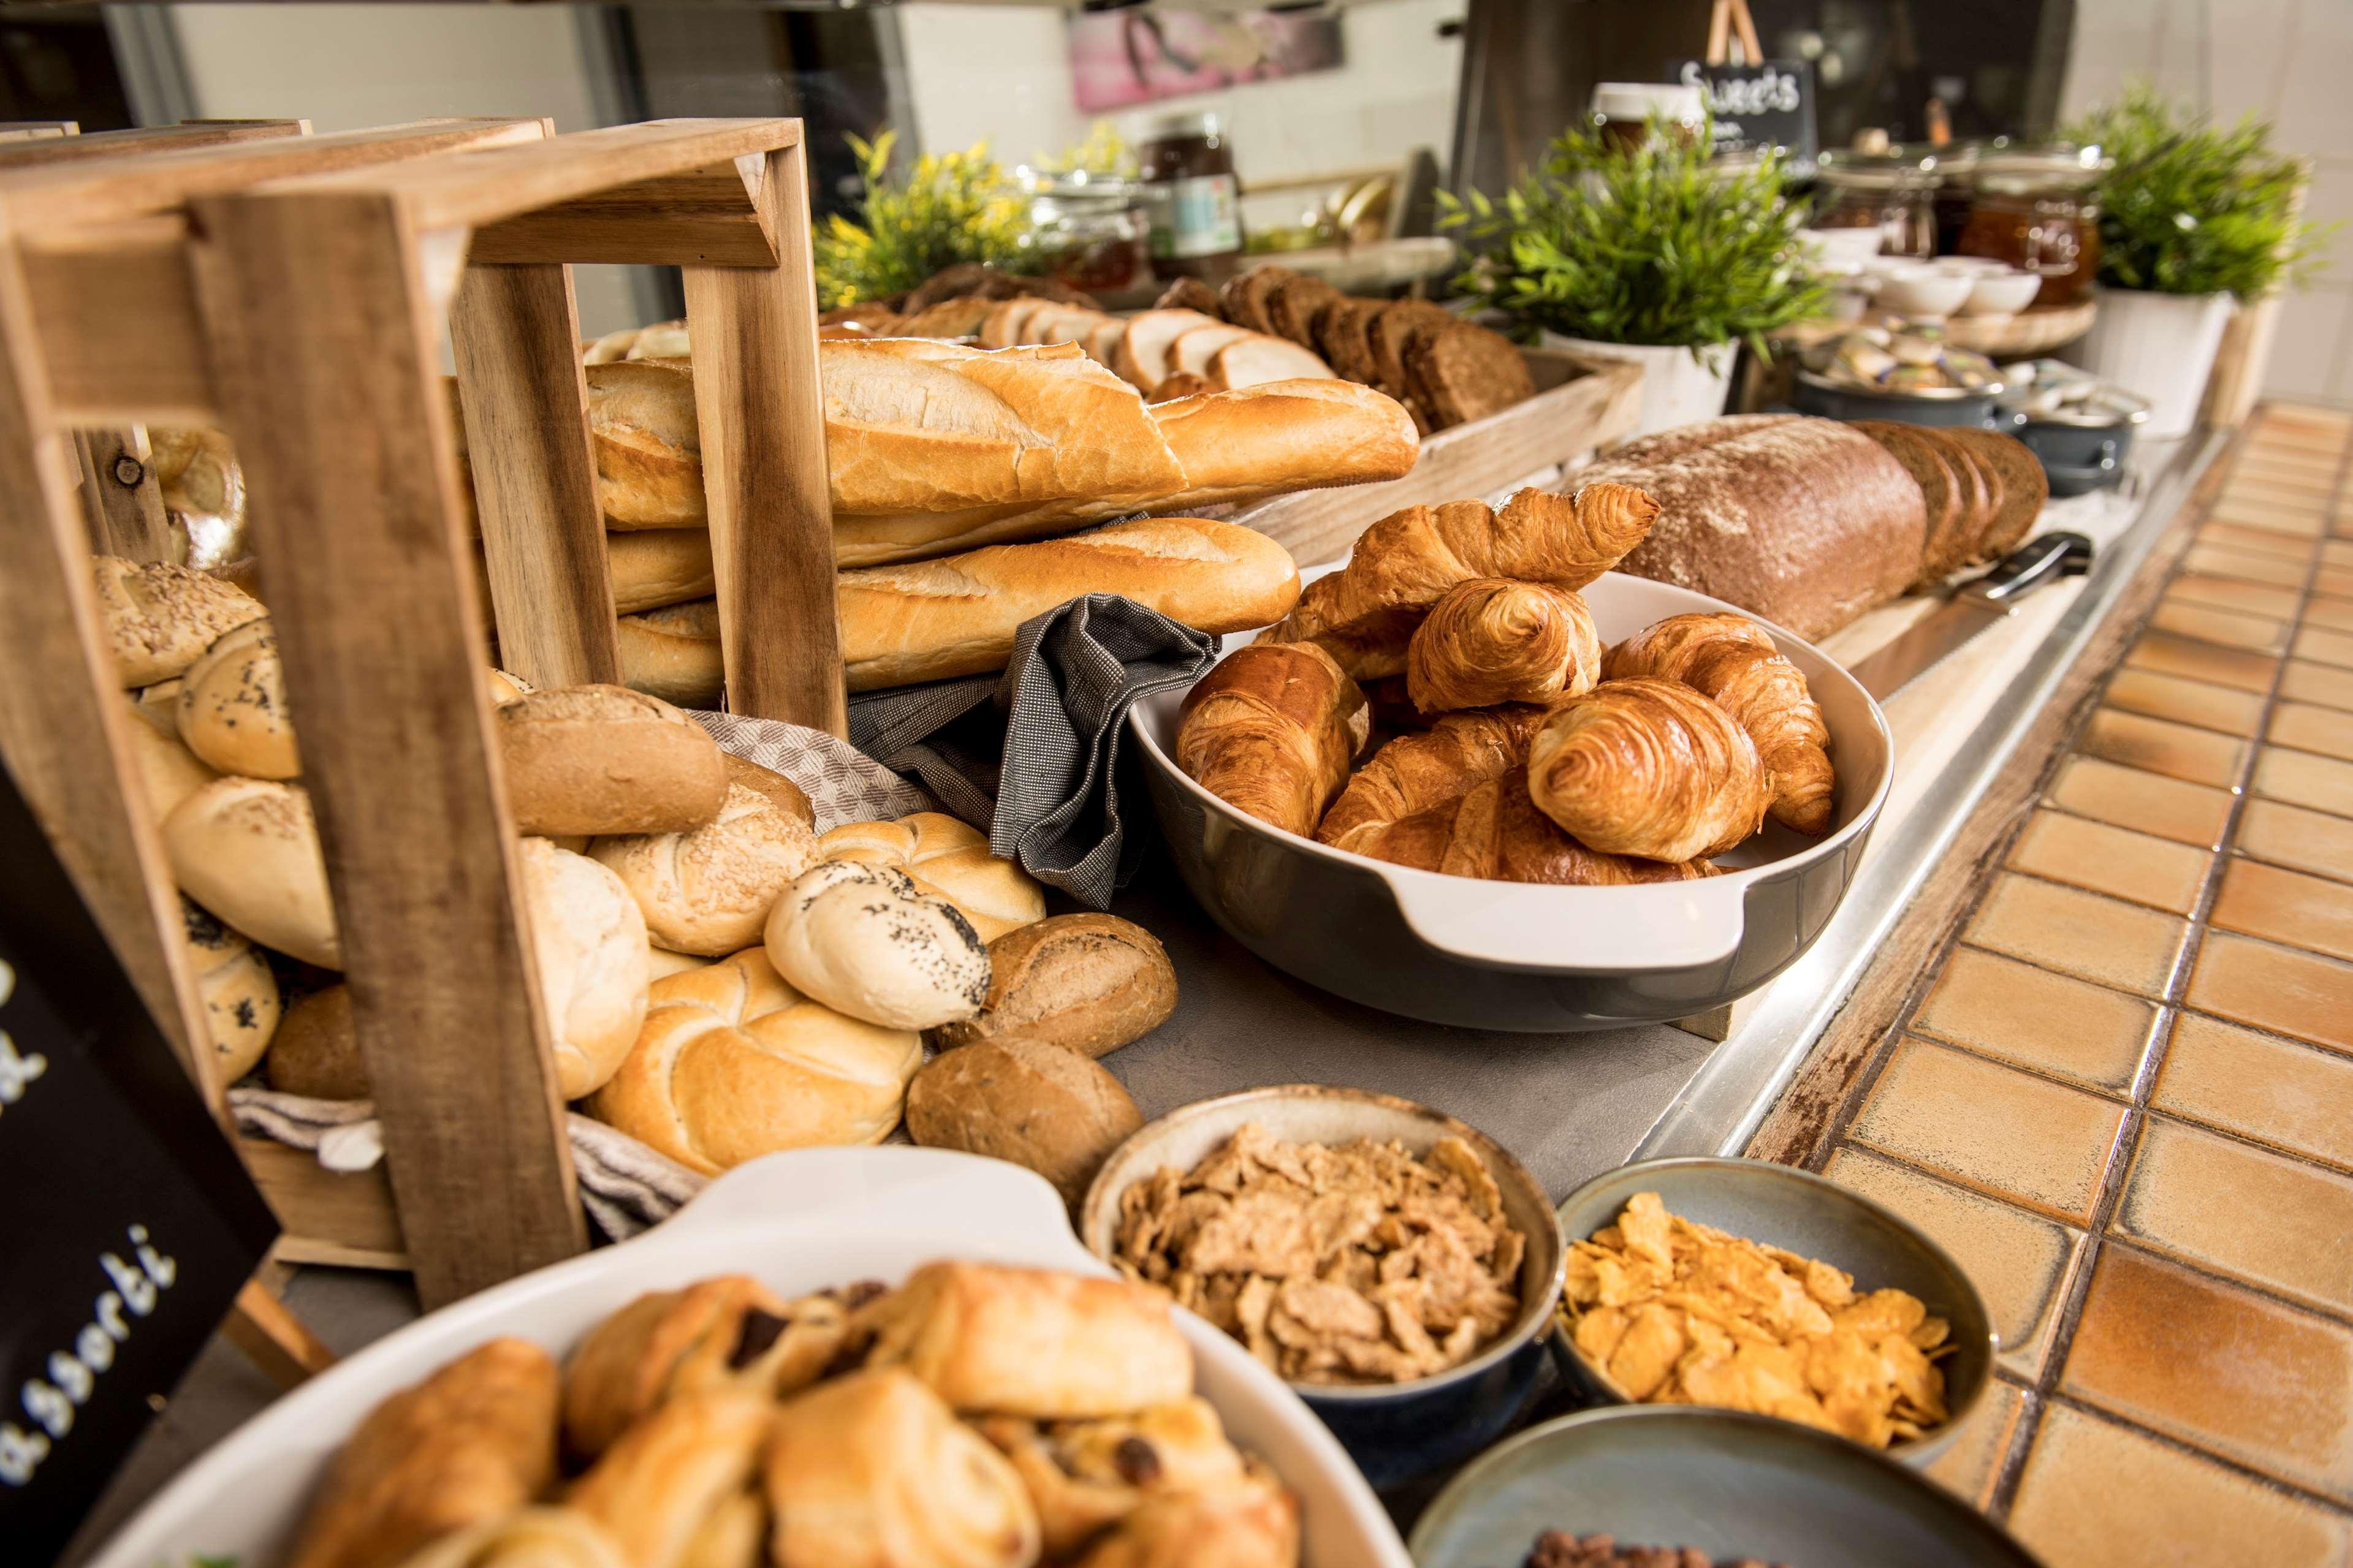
[179,895,279,1082]
[162,777,340,968]
[150,426,248,569]
[722,752,812,826]
[905,1038,1142,1204]
[1174,642,1367,839]
[1405,578,1600,713]
[266,984,369,1100]
[816,813,1044,942]
[586,947,922,1173]
[92,555,264,687]
[765,861,989,1031]
[123,694,219,824]
[615,599,722,708]
[647,946,713,980]
[928,915,1175,1058]
[837,517,1301,691]
[496,684,727,839]
[515,837,650,1100]
[604,528,714,615]
[176,618,299,779]
[1526,678,1771,862]
[590,782,818,957]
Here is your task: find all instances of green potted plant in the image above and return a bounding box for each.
[2066,85,2328,436]
[813,131,1027,308]
[1442,119,1823,436]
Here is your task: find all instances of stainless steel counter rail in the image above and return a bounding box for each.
[1629,430,2229,1164]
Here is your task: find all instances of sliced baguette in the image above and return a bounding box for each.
[1169,322,1254,379]
[979,297,1050,349]
[1112,308,1221,390]
[1208,334,1336,390]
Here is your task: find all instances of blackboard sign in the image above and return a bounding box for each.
[1668,58,1818,163]
[0,759,278,1562]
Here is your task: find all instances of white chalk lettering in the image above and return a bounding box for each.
[0,958,47,1118]
[2,1226,179,1488]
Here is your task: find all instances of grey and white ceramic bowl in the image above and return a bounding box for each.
[1079,1085,1565,1490]
[1551,1156,1996,1466]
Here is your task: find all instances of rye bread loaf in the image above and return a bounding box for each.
[1943,428,2048,563]
[1591,415,1928,639]
[1407,321,1537,428]
[1853,422,1971,587]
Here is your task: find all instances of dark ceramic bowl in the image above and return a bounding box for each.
[1793,368,2027,431]
[1551,1156,1995,1466]
[1410,1406,2042,1567]
[1078,1086,1565,1490]
[2015,414,2140,496]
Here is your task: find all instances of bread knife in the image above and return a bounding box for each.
[1845,531,2096,702]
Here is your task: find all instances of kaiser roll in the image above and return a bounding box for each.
[590,781,820,956]
[92,555,264,687]
[647,946,713,980]
[817,812,1044,941]
[162,777,340,968]
[265,984,369,1100]
[496,684,727,838]
[178,895,279,1082]
[517,836,651,1100]
[123,695,218,824]
[586,947,922,1173]
[177,618,300,779]
[928,914,1175,1058]
[765,860,989,1031]
[903,1038,1142,1205]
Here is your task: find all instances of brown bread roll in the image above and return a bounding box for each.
[162,776,340,968]
[176,617,299,779]
[1405,578,1602,713]
[590,782,819,956]
[1526,678,1771,862]
[266,984,370,1100]
[92,555,265,687]
[904,1037,1144,1204]
[496,684,727,839]
[1175,642,1369,839]
[928,914,1177,1058]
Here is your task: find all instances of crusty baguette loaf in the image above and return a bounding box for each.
[837,517,1301,691]
[605,528,714,614]
[615,599,721,708]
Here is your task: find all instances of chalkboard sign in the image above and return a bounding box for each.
[0,759,278,1562]
[1668,58,1818,163]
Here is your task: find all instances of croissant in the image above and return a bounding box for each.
[1526,678,1771,862]
[1405,578,1602,713]
[1316,706,1546,854]
[1345,770,1714,884]
[387,1509,628,1568]
[1070,1475,1302,1568]
[1605,612,1835,835]
[978,1398,1250,1558]
[567,1390,776,1568]
[1257,483,1658,677]
[1174,642,1368,838]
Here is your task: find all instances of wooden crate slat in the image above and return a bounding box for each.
[18,221,217,423]
[467,161,778,268]
[74,427,170,560]
[0,119,306,171]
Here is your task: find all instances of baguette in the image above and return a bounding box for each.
[837,517,1301,691]
[605,528,714,614]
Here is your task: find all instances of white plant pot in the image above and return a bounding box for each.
[1539,332,1736,439]
[2064,287,2235,439]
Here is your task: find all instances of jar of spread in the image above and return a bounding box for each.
[1140,111,1241,284]
[1589,82,1706,155]
[1018,172,1149,294]
[1812,150,1942,258]
[1955,146,2106,309]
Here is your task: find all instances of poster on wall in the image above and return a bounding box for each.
[1068,11,1345,112]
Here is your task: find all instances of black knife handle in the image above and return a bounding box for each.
[1966,531,2095,607]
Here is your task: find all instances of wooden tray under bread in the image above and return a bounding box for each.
[1226,347,1646,566]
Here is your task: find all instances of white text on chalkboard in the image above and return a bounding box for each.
[0,959,49,1118]
[1,1225,178,1486]
[1678,60,1804,117]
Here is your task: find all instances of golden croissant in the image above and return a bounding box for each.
[1317,706,1546,854]
[1347,771,1714,884]
[1255,483,1658,677]
[1604,612,1835,835]
[1175,642,1368,838]
[1406,578,1602,713]
[1526,678,1771,862]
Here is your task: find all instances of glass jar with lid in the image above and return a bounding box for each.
[1811,150,1943,258]
[1016,170,1150,295]
[1954,146,2107,309]
[1139,110,1242,284]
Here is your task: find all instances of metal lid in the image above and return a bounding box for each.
[1814,149,1943,191]
[1796,366,2004,402]
[1973,144,2107,195]
[1142,109,1222,142]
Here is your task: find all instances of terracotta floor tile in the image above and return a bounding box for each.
[1924,1379,2029,1510]
[2113,1116,2353,1317]
[2123,629,2280,692]
[2080,708,2248,788]
[1967,874,2189,996]
[2308,599,2353,635]
[2226,484,2333,517]
[2240,799,2353,885]
[2209,503,2324,540]
[2187,931,2353,1053]
[2273,701,2353,761]
[2008,1403,2351,1568]
[2062,1244,2353,1501]
[2324,540,2353,569]
[2254,746,2353,818]
[2212,858,2353,962]
[2167,572,2308,621]
[1847,1038,2128,1223]
[2232,464,2337,497]
[1919,945,2159,1093]
[2154,1012,2353,1171]
[2151,596,2292,654]
[1824,1147,2088,1379]
[2316,565,2353,599]
[2046,755,2235,847]
[2007,810,2212,916]
[2186,541,2313,585]
[2298,624,2353,670]
[2202,522,2321,561]
[2283,659,2353,711]
[2104,665,2270,737]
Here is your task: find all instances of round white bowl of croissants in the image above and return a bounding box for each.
[1130,483,1894,1031]
[86,1146,1411,1568]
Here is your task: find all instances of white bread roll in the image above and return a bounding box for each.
[162,777,340,968]
[817,814,1043,942]
[606,528,714,614]
[585,947,922,1173]
[837,517,1301,691]
[495,684,728,838]
[123,695,219,824]
[615,600,721,709]
[178,895,279,1082]
[177,618,299,779]
[765,861,989,1031]
[590,781,820,956]
[647,946,711,979]
[131,678,182,735]
[518,836,651,1100]
[92,556,264,687]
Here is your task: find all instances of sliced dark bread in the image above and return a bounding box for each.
[1367,298,1454,396]
[1405,320,1536,429]
[1943,428,2048,562]
[1153,276,1224,318]
[1853,421,1970,587]
[1266,275,1344,349]
[1313,297,1384,384]
[1927,427,1999,567]
[1219,265,1293,333]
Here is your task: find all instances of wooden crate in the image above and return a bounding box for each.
[1228,346,1644,565]
[0,118,842,1308]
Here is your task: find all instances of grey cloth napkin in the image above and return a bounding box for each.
[847,594,1216,907]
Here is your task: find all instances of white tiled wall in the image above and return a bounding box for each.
[2064,0,2353,405]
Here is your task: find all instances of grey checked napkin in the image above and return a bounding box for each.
[846,594,1216,907]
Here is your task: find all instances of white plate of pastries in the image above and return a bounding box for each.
[87,1147,1410,1568]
